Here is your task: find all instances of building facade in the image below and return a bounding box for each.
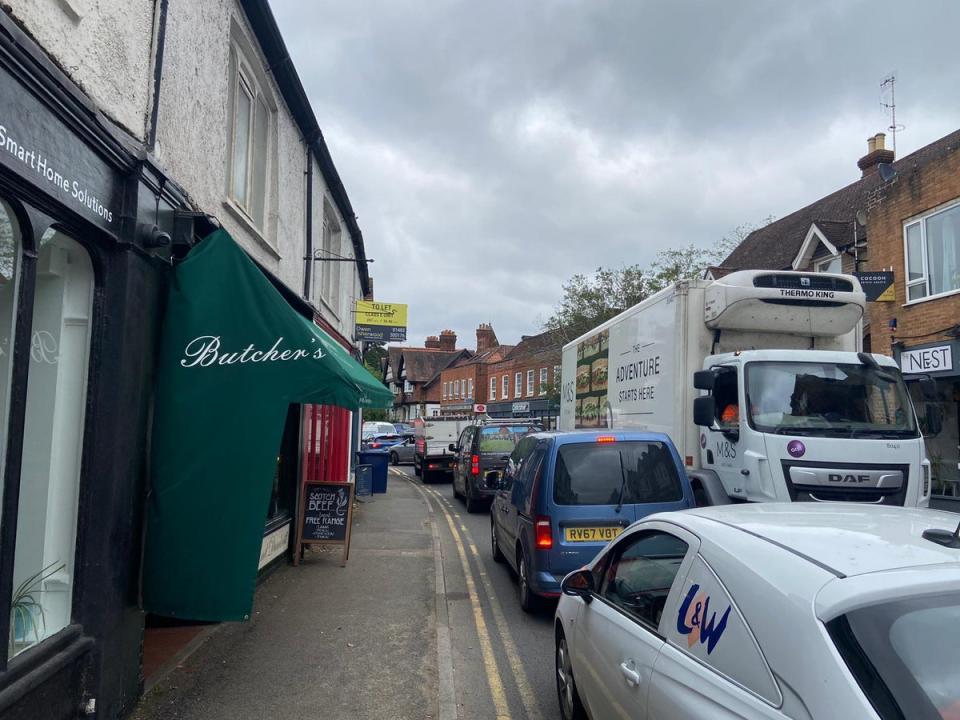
[862,130,960,501]
[484,330,562,424]
[0,1,373,717]
[385,332,468,420]
[439,324,509,415]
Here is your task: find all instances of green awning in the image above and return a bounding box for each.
[142,229,391,621]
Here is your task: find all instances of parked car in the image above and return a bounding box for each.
[363,433,404,450]
[554,503,960,720]
[452,419,542,512]
[363,421,398,437]
[492,430,693,611]
[389,435,416,466]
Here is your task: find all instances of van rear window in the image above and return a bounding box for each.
[553,441,682,506]
[479,425,535,453]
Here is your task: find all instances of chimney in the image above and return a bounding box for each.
[438,330,457,352]
[425,335,441,349]
[476,323,499,353]
[857,132,895,177]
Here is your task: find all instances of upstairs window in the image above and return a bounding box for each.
[226,41,275,232]
[905,201,960,301]
[468,378,474,399]
[526,369,535,396]
[489,377,496,401]
[502,374,509,399]
[539,368,548,395]
[515,372,522,398]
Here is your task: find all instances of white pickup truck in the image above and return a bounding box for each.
[413,416,473,481]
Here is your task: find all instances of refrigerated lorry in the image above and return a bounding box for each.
[559,269,938,507]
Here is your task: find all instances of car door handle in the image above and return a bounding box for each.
[619,661,641,687]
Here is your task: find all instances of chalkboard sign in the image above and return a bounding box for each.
[355,464,373,499]
[293,481,355,567]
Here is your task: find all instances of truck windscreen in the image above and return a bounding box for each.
[745,361,919,438]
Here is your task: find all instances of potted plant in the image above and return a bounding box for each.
[9,561,64,656]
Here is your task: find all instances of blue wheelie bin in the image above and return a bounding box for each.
[356,450,389,493]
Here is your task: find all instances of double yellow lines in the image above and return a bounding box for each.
[400,470,543,720]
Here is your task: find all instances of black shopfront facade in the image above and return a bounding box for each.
[0,14,189,720]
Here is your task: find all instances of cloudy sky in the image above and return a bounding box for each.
[273,0,960,349]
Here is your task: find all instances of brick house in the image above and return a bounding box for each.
[383,330,470,420]
[437,324,512,415]
[723,128,960,499]
[485,330,563,424]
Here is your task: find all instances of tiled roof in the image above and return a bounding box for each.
[400,348,469,383]
[502,330,563,361]
[723,129,960,270]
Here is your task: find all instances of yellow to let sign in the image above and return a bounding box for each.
[355,300,407,327]
[355,301,408,342]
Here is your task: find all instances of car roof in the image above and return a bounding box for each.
[527,429,675,445]
[672,503,960,578]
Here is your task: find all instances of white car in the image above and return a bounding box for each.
[555,503,960,720]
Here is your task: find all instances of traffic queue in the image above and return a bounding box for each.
[382,269,959,720]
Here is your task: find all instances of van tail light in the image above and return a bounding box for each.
[471,454,480,475]
[535,516,553,549]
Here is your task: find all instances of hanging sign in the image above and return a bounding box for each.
[853,271,895,302]
[473,403,487,413]
[294,481,355,568]
[355,300,408,342]
[900,345,953,375]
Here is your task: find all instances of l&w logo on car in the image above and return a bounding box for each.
[677,583,731,655]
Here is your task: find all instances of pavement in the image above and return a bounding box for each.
[133,466,560,720]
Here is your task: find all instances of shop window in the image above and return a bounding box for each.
[226,40,275,231]
[0,199,21,513]
[905,201,960,302]
[11,229,93,658]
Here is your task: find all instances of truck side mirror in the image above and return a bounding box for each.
[448,443,458,452]
[693,370,715,391]
[693,397,716,427]
[926,405,943,436]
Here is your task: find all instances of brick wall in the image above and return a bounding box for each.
[440,363,483,406]
[487,348,561,403]
[865,143,960,355]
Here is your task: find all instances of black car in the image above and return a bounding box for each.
[451,419,542,512]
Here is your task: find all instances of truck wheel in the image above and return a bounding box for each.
[465,480,481,513]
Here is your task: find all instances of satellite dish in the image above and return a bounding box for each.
[878,163,897,182]
[856,209,867,226]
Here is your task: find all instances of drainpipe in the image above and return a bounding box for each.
[147,0,170,152]
[303,140,314,298]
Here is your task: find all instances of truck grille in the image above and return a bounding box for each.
[753,274,853,292]
[780,461,908,505]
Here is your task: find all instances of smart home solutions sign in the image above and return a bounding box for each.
[0,77,122,234]
[294,481,355,567]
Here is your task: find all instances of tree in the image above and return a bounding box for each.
[361,343,390,421]
[544,216,775,339]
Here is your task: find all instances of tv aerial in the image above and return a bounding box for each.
[880,73,905,155]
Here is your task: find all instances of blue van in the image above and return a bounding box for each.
[490,430,694,611]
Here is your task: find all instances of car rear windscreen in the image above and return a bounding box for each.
[553,441,682,506]
[478,425,535,453]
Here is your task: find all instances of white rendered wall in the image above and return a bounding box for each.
[6,0,154,139]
